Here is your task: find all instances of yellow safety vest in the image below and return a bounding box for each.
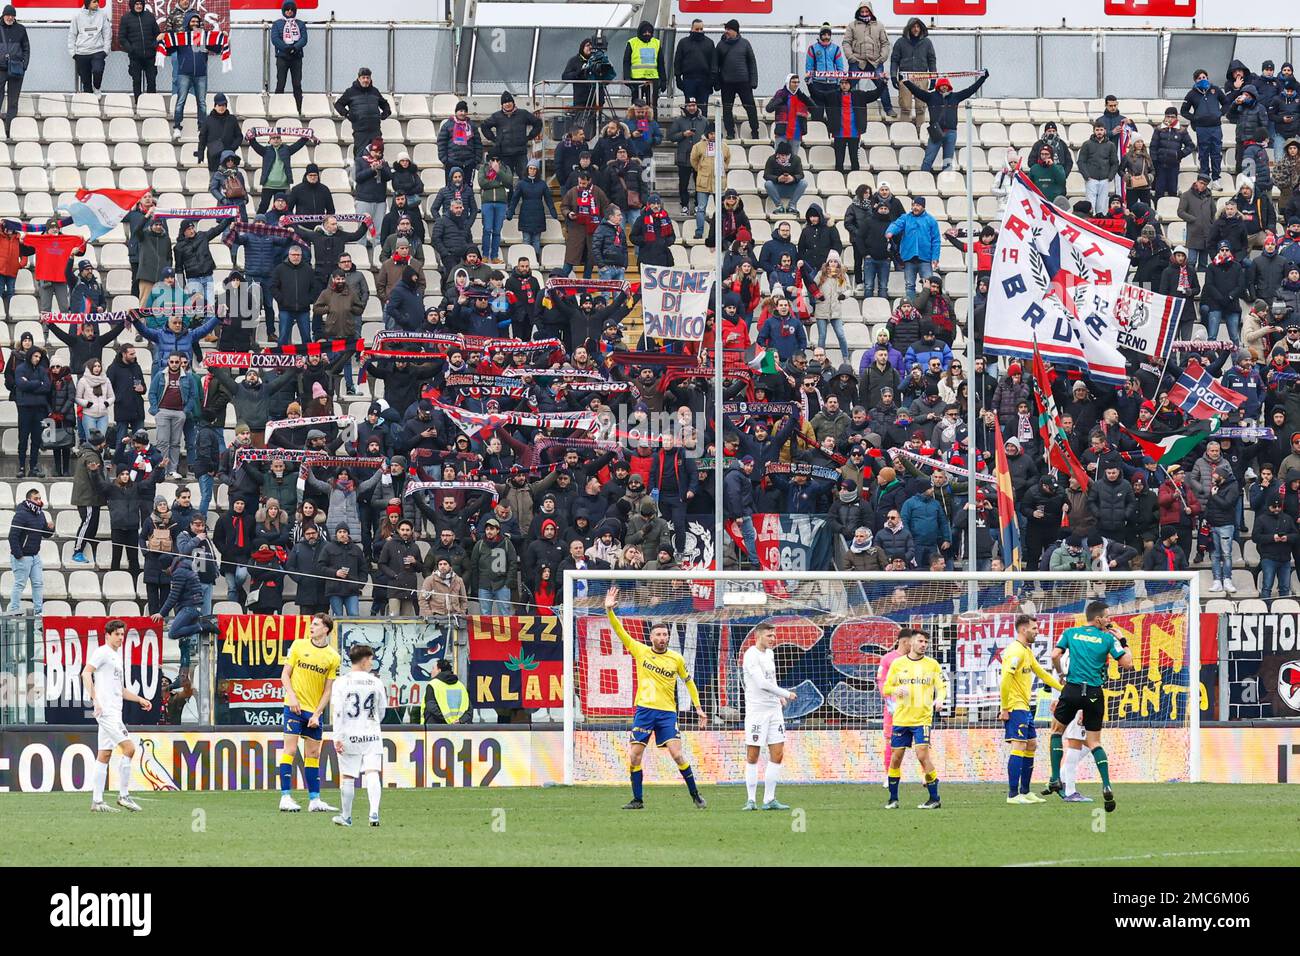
[628,37,661,80]
[426,677,471,724]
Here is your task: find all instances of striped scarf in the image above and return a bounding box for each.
[277,213,376,237]
[437,402,597,440]
[245,127,315,140]
[204,351,305,369]
[152,206,243,221]
[223,220,309,251]
[264,414,354,444]
[42,310,137,324]
[156,31,232,72]
[402,480,499,502]
[270,337,364,356]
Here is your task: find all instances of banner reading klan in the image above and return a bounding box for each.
[986,170,1133,385]
[641,264,714,343]
[467,615,564,711]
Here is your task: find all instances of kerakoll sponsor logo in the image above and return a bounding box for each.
[49,886,152,936]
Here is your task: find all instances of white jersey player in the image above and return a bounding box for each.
[331,644,387,827]
[1044,650,1093,803]
[741,622,797,812]
[83,619,153,813]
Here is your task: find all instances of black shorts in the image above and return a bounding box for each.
[1055,682,1105,733]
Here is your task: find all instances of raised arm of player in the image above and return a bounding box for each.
[604,585,642,657]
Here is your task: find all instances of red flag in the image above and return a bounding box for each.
[1031,340,1091,491]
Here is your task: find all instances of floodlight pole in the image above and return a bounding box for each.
[964,101,978,609]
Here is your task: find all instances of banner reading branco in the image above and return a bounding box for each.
[640,264,713,343]
[468,615,563,711]
[0,728,556,792]
[335,618,448,722]
[214,614,313,726]
[40,617,164,725]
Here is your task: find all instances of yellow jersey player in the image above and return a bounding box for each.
[278,612,342,813]
[999,614,1062,805]
[604,586,708,810]
[880,631,947,810]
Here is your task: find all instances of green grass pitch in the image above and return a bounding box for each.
[2,784,1294,867]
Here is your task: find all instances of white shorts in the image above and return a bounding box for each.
[338,749,383,778]
[744,710,785,748]
[1064,713,1087,743]
[97,714,129,752]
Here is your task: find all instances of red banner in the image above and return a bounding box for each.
[893,0,987,14]
[1104,0,1196,15]
[41,616,164,724]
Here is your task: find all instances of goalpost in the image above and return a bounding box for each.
[560,570,1201,787]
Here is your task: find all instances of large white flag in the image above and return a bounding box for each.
[641,264,714,343]
[985,171,1133,385]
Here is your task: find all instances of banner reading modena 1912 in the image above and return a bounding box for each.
[985,170,1133,385]
[640,264,714,343]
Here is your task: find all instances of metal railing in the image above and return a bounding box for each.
[6,21,1295,100]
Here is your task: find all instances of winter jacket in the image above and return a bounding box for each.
[291,222,367,279]
[466,535,518,594]
[270,15,308,58]
[1086,474,1135,534]
[353,154,392,204]
[173,221,225,279]
[67,7,110,57]
[429,209,475,268]
[197,109,243,164]
[481,106,543,157]
[903,72,987,133]
[437,117,482,172]
[117,8,158,61]
[1253,508,1299,561]
[231,217,292,278]
[334,80,391,134]
[147,366,200,417]
[889,18,935,77]
[507,173,557,235]
[1026,161,1067,202]
[885,210,941,263]
[210,369,298,431]
[591,216,628,269]
[667,110,709,166]
[1178,185,1218,250]
[673,29,715,83]
[319,539,368,598]
[843,6,890,68]
[1181,85,1229,129]
[1201,257,1248,310]
[1077,136,1120,181]
[132,314,220,361]
[249,138,310,187]
[312,285,363,339]
[1151,123,1196,167]
[286,170,335,216]
[712,33,758,88]
[1228,86,1271,144]
[476,163,514,206]
[875,523,915,563]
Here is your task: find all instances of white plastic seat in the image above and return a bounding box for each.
[146,143,178,167]
[13,141,42,166]
[43,117,74,142]
[113,142,145,167]
[68,570,103,600]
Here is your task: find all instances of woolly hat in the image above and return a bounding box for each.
[1007,362,1022,375]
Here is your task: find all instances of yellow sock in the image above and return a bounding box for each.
[925,771,938,784]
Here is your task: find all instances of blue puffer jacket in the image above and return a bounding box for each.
[507,173,557,234]
[270,16,308,57]
[158,559,205,615]
[133,314,221,360]
[148,367,201,416]
[8,501,50,557]
[233,215,293,278]
[885,210,941,263]
[900,492,951,547]
[174,10,220,79]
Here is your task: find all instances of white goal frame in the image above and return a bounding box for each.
[560,570,1201,786]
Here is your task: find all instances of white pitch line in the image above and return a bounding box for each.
[1004,848,1286,867]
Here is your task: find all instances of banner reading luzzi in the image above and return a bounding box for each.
[640,264,714,342]
[985,170,1133,385]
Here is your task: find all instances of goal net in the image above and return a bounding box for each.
[560,571,1201,786]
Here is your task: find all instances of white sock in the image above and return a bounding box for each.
[1062,747,1083,795]
[744,763,759,801]
[364,771,382,815]
[117,755,132,797]
[763,762,782,803]
[92,761,108,804]
[340,778,355,819]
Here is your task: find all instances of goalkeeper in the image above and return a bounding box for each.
[605,586,708,810]
[999,614,1062,805]
[1047,600,1135,813]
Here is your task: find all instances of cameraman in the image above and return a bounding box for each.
[564,36,615,132]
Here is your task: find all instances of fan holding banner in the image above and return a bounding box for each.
[985,171,1133,385]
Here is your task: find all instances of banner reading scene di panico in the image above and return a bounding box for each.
[214,614,314,726]
[40,617,164,726]
[640,264,713,343]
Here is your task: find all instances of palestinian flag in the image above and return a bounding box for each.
[749,348,779,374]
[1120,419,1218,466]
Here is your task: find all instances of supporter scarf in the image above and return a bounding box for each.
[502,368,605,382]
[223,220,309,251]
[299,455,385,479]
[244,127,315,140]
[560,380,629,394]
[466,335,563,355]
[889,446,997,485]
[277,213,376,237]
[437,402,597,440]
[807,70,888,81]
[1214,426,1275,439]
[233,447,324,467]
[152,206,242,221]
[444,373,530,399]
[723,401,800,417]
[638,207,673,242]
[402,480,499,502]
[545,277,629,294]
[264,414,354,443]
[451,120,472,146]
[408,448,484,469]
[156,31,232,72]
[204,351,305,369]
[1171,340,1238,353]
[764,461,842,482]
[535,436,626,457]
[42,310,137,324]
[2,215,73,233]
[270,337,364,356]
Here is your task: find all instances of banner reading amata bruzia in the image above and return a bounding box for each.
[984,170,1133,386]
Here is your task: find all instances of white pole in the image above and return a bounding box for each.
[964,100,978,607]
[713,107,725,579]
[561,569,575,785]
[1188,570,1201,783]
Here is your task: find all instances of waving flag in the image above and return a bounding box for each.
[62,188,149,242]
[992,416,1021,571]
[1120,419,1217,466]
[986,170,1133,385]
[1031,340,1091,491]
[1168,359,1247,420]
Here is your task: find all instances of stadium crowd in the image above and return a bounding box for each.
[6,0,1300,663]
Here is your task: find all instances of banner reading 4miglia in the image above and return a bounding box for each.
[985,170,1133,386]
